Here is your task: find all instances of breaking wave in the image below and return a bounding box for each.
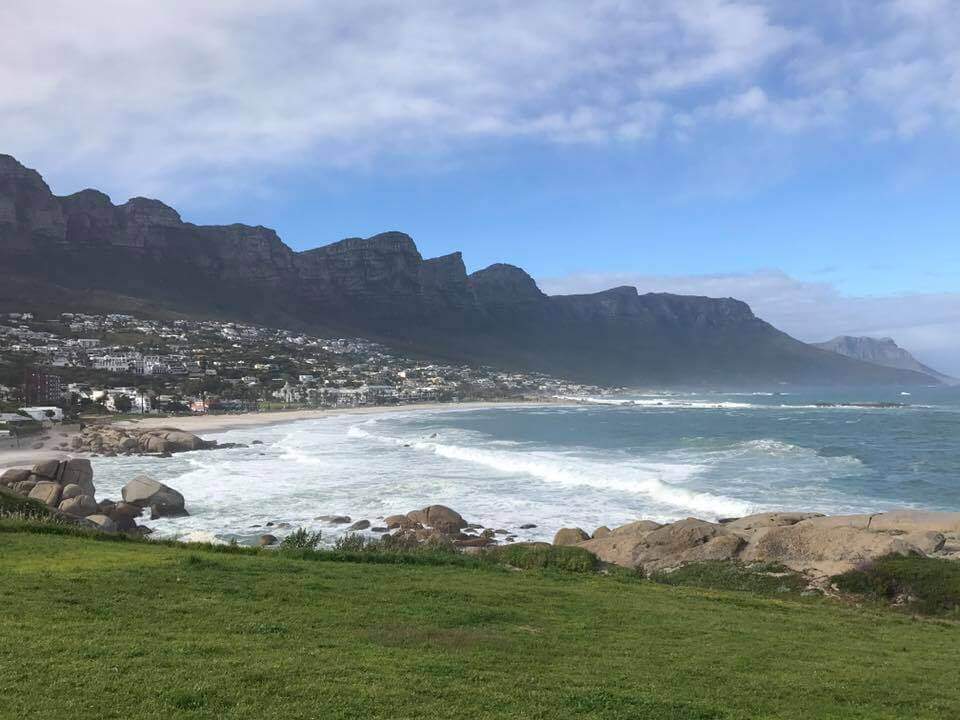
[347,425,755,518]
[557,395,755,409]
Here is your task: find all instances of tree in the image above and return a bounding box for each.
[113,394,133,413]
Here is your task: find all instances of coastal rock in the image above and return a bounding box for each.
[725,512,823,532]
[85,514,118,533]
[28,481,62,507]
[867,510,960,535]
[121,475,188,519]
[0,462,132,533]
[405,505,467,534]
[592,526,611,539]
[901,531,947,554]
[663,534,745,569]
[348,520,371,531]
[634,518,744,573]
[60,459,95,497]
[740,523,923,575]
[553,527,590,546]
[258,534,278,546]
[612,520,662,535]
[74,426,213,457]
[12,480,37,495]
[108,502,144,531]
[0,468,30,486]
[316,515,352,524]
[577,517,735,572]
[141,436,171,453]
[798,515,874,530]
[384,514,412,529]
[643,518,726,551]
[31,460,61,481]
[156,430,208,452]
[578,533,649,567]
[58,494,98,517]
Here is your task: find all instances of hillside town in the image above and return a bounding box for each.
[0,311,604,422]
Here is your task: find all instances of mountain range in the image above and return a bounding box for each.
[0,154,938,387]
[814,336,957,386]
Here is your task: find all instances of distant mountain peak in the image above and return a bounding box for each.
[468,264,546,305]
[814,335,957,385]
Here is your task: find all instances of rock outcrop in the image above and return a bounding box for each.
[0,459,152,533]
[375,505,515,548]
[121,475,188,519]
[553,527,590,546]
[70,426,228,457]
[404,505,467,534]
[58,494,99,517]
[28,481,62,507]
[572,510,960,577]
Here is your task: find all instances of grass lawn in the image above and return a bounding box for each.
[1,528,958,720]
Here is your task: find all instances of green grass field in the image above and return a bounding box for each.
[1,526,958,719]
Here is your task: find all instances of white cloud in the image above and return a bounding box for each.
[539,269,960,376]
[2,1,959,198]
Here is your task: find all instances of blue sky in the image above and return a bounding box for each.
[3,0,959,372]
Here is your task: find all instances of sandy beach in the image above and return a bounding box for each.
[0,399,559,470]
[112,400,553,434]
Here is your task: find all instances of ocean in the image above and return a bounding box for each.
[91,385,960,545]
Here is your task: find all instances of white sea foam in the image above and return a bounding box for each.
[559,394,923,412]
[349,423,755,518]
[86,400,942,546]
[558,395,755,409]
[179,530,227,545]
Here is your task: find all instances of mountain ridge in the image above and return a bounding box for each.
[0,153,935,387]
[814,336,957,385]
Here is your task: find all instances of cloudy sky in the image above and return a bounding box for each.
[3,0,959,372]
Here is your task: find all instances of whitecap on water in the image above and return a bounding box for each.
[85,402,933,545]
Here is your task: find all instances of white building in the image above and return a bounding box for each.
[18,406,64,422]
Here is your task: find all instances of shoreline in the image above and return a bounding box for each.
[115,398,564,434]
[0,399,564,469]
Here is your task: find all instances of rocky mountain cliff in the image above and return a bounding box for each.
[813,336,957,385]
[0,154,936,386]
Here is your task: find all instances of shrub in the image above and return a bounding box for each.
[333,532,370,552]
[0,488,53,520]
[279,528,323,551]
[485,543,599,573]
[833,554,960,617]
[651,561,807,595]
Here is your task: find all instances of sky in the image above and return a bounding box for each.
[2,0,959,373]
